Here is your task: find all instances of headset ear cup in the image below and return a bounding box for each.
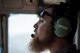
[54,17,71,37]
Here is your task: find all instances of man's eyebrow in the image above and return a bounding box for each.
[39,17,44,20]
[36,13,41,18]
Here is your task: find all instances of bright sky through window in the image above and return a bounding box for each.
[8,14,39,53]
[8,14,50,53]
[8,14,39,35]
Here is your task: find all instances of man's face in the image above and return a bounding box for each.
[30,8,55,52]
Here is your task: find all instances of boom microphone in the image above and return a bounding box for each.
[31,34,35,38]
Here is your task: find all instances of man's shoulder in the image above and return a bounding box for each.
[55,44,79,53]
[65,44,80,53]
[77,49,80,53]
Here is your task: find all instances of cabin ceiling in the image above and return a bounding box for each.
[0,0,37,14]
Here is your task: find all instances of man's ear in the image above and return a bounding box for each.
[54,17,71,37]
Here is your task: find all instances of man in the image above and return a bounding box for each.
[29,3,79,53]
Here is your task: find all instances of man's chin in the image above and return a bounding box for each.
[29,36,54,52]
[29,37,46,52]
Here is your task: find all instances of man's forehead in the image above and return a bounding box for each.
[45,8,53,14]
[37,7,56,19]
[39,16,51,20]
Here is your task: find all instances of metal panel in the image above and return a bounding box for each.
[3,0,23,9]
[0,16,2,47]
[0,0,37,14]
[0,0,2,8]
[78,15,80,49]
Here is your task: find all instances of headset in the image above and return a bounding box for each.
[51,3,78,38]
[31,2,78,38]
[54,17,71,37]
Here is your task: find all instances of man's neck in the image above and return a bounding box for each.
[49,38,71,53]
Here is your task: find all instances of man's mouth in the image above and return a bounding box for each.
[34,29,37,33]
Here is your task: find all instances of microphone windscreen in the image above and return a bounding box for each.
[31,34,35,38]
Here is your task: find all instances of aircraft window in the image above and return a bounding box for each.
[8,14,50,53]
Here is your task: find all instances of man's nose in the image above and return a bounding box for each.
[33,23,38,28]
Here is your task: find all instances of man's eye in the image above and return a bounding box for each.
[39,20,44,22]
[39,18,45,23]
